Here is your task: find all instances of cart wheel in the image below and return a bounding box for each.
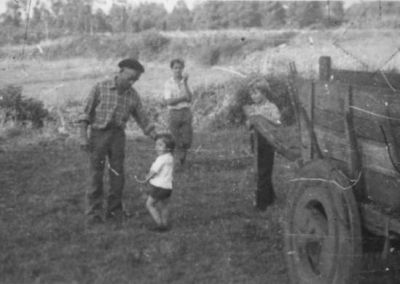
[284,159,362,284]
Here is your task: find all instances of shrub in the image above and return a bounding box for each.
[140,30,170,54]
[0,85,23,124]
[192,77,250,129]
[19,98,50,128]
[192,83,223,116]
[196,45,221,66]
[0,85,50,128]
[221,78,252,126]
[194,33,297,67]
[167,39,189,59]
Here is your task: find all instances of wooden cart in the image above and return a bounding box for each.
[250,56,400,284]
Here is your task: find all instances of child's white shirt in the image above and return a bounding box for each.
[164,77,192,110]
[149,153,174,189]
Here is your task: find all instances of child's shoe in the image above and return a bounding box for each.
[85,215,104,228]
[147,224,169,233]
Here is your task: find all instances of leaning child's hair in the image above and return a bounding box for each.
[170,58,185,69]
[156,133,175,153]
[250,80,271,96]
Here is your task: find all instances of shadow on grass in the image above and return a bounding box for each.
[0,129,288,283]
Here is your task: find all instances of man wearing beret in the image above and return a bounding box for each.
[78,58,157,226]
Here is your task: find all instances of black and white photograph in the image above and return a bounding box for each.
[1,0,400,283]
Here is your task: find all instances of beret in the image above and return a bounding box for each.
[118,58,145,73]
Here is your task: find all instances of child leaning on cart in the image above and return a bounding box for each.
[135,133,175,232]
[243,79,282,126]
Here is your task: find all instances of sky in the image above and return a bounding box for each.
[0,0,200,14]
[0,0,364,16]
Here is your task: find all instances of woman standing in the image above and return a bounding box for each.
[163,58,193,168]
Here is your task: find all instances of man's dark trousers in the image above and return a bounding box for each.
[254,130,276,210]
[87,128,125,218]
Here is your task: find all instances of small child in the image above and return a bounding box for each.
[243,81,282,126]
[135,133,175,232]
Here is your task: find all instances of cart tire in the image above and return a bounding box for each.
[284,159,362,284]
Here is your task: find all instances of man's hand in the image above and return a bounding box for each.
[160,100,167,108]
[245,120,252,130]
[79,136,90,152]
[134,175,147,184]
[182,73,189,83]
[78,122,90,152]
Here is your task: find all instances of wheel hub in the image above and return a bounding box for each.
[296,203,329,277]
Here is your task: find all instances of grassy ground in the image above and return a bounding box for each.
[2,127,399,283]
[0,128,294,284]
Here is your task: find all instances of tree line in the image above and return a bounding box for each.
[0,0,398,45]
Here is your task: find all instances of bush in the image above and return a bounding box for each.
[0,85,50,128]
[140,30,170,54]
[192,77,251,129]
[19,98,50,128]
[192,83,223,116]
[194,33,297,66]
[196,45,221,66]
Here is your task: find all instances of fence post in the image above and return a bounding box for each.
[319,56,331,81]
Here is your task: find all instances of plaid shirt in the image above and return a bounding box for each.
[79,78,154,134]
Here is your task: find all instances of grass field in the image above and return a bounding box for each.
[0,58,236,109]
[0,128,294,283]
[1,122,399,283]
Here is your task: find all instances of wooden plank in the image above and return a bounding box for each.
[313,108,345,133]
[361,203,400,237]
[360,141,398,177]
[319,56,332,81]
[312,107,400,143]
[298,80,398,142]
[295,78,312,112]
[292,78,312,161]
[363,169,400,209]
[314,81,346,112]
[315,126,400,209]
[332,69,400,90]
[352,87,400,133]
[314,126,399,177]
[310,81,315,159]
[314,126,347,160]
[293,78,322,161]
[313,82,400,121]
[345,85,365,199]
[298,79,400,116]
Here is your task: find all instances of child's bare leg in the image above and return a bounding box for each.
[146,196,162,225]
[159,199,169,227]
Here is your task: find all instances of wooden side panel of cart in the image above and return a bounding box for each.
[296,78,400,210]
[280,56,400,284]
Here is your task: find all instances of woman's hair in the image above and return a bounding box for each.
[170,58,185,69]
[156,133,175,153]
[250,79,271,95]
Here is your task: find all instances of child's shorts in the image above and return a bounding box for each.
[149,185,172,201]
